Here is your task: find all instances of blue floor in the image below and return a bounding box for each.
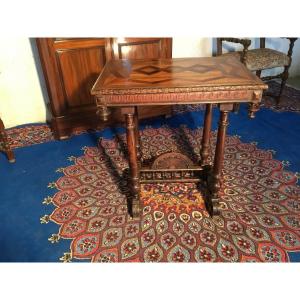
[0,104,299,262]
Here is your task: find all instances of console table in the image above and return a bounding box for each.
[91,57,267,217]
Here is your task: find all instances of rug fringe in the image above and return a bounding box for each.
[48,233,60,243]
[59,252,72,263]
[40,215,50,224]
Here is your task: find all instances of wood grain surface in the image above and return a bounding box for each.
[92,56,267,95]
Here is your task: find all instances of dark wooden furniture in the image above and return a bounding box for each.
[91,57,267,217]
[0,118,15,163]
[216,38,298,105]
[36,38,172,139]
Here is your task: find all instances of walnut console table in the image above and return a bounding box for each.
[91,57,267,217]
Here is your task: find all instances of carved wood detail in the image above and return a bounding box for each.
[97,90,257,106]
[140,168,203,183]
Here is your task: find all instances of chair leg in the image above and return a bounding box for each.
[0,118,15,163]
[256,70,262,78]
[277,66,289,106]
[233,103,240,114]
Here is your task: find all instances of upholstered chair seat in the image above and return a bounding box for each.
[222,48,291,71]
[216,38,298,107]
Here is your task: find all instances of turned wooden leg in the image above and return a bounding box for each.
[125,112,141,218]
[0,118,15,163]
[207,107,231,216]
[133,106,142,163]
[200,104,212,166]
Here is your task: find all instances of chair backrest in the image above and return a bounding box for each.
[216,38,251,64]
[216,37,297,58]
[216,38,251,54]
[259,38,265,48]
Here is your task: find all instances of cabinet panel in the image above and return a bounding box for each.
[111,38,172,60]
[56,46,106,108]
[119,43,160,59]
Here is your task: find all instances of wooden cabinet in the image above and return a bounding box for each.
[36,38,172,139]
[109,38,172,60]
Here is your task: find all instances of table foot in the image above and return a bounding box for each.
[132,197,141,218]
[8,156,16,163]
[211,196,221,216]
[205,173,221,216]
[5,149,15,163]
[204,195,220,217]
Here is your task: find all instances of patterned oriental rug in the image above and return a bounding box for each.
[41,125,300,262]
[262,81,300,113]
[1,81,299,262]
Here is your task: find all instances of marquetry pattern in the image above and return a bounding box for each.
[92,57,267,97]
[132,61,251,85]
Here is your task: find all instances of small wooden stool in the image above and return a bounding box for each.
[0,118,15,163]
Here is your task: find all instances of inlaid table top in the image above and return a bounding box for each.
[91,57,267,106]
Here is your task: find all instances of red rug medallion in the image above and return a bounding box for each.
[43,126,300,262]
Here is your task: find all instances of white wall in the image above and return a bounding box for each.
[0,37,299,128]
[0,38,48,128]
[173,37,212,58]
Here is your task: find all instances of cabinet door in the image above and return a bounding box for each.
[52,39,108,109]
[109,38,173,119]
[37,38,110,139]
[110,38,172,60]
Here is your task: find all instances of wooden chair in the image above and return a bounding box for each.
[0,117,15,163]
[216,38,298,106]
